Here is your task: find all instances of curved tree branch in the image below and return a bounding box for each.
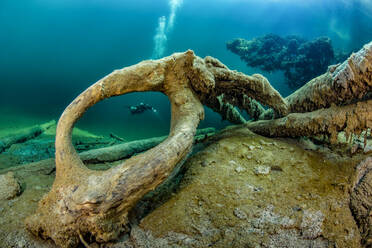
[247,42,372,142]
[286,42,372,113]
[24,41,372,247]
[26,51,205,247]
[189,56,288,123]
[26,51,283,248]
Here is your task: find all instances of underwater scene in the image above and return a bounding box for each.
[0,0,372,247]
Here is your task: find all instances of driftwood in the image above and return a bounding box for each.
[25,51,281,248]
[25,41,372,247]
[80,127,215,164]
[205,94,246,124]
[206,42,371,122]
[26,51,204,248]
[286,42,372,113]
[248,41,372,142]
[0,120,55,153]
[194,56,288,121]
[246,99,372,143]
[0,127,215,176]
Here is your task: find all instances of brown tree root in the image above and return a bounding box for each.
[0,120,55,153]
[350,157,372,247]
[246,100,372,144]
[25,51,276,248]
[253,41,372,121]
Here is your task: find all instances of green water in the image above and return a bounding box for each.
[0,0,371,139]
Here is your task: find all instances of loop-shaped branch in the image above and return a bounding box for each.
[26,51,205,248]
[26,50,288,248]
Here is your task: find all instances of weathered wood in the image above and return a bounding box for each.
[286,41,372,113]
[24,42,372,247]
[0,128,215,176]
[80,127,215,164]
[247,42,372,142]
[246,100,372,144]
[192,56,288,121]
[26,51,255,248]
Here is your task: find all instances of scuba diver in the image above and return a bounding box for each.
[126,102,158,115]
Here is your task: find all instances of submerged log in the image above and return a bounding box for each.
[194,56,288,120]
[0,120,55,153]
[0,127,215,176]
[80,127,215,164]
[204,94,246,124]
[286,41,372,113]
[25,51,278,248]
[248,42,372,142]
[25,42,372,247]
[25,51,204,248]
[246,99,372,144]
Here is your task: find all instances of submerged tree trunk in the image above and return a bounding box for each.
[25,41,372,248]
[0,120,55,153]
[25,51,285,248]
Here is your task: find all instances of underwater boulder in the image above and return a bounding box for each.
[0,172,21,200]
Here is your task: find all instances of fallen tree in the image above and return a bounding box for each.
[250,41,372,141]
[285,42,372,113]
[0,127,215,177]
[25,51,284,248]
[246,99,372,144]
[26,41,372,248]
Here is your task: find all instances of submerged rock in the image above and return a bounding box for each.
[300,210,325,239]
[0,172,21,200]
[254,165,271,175]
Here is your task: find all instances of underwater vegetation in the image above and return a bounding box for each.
[20,40,372,248]
[227,34,349,89]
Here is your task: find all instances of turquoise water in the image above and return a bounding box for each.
[1,0,371,139]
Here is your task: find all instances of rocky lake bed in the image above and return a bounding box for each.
[0,123,371,248]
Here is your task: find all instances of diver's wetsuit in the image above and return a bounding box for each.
[128,102,157,114]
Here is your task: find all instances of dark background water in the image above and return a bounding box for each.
[1,0,371,139]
